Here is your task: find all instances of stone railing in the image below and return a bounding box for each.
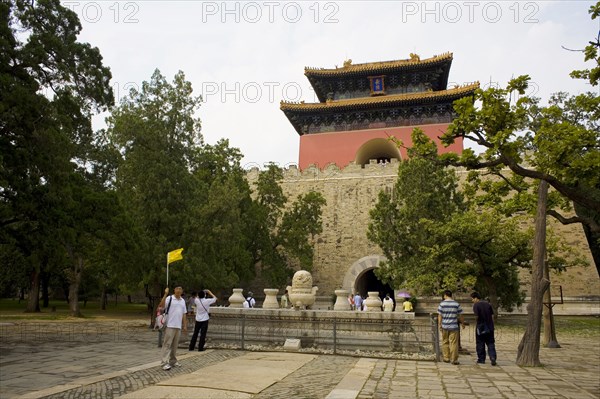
[201,308,437,360]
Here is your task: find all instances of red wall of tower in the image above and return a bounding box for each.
[298,123,463,170]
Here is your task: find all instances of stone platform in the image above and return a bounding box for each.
[1,319,598,399]
[204,308,432,357]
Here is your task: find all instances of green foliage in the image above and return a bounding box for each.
[440,210,530,311]
[1,0,115,312]
[443,72,599,274]
[369,130,535,310]
[569,2,600,86]
[106,71,325,297]
[107,69,228,293]
[249,164,326,287]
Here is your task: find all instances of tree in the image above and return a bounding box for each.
[107,69,205,312]
[367,143,467,294]
[182,140,256,291]
[438,3,599,365]
[439,210,530,314]
[441,4,600,274]
[107,70,326,323]
[569,2,600,86]
[1,0,113,311]
[368,130,529,311]
[249,164,326,287]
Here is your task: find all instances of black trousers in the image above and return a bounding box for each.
[189,320,209,351]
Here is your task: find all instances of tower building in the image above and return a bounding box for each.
[281,52,479,169]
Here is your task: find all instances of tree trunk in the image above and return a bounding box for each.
[543,259,560,348]
[128,295,132,303]
[101,286,108,310]
[68,255,83,317]
[484,275,499,323]
[41,270,50,308]
[575,203,600,277]
[25,268,41,313]
[148,282,162,328]
[517,180,551,366]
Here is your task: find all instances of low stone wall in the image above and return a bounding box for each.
[294,295,600,315]
[415,296,600,316]
[203,308,436,360]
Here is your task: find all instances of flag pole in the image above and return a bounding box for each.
[166,253,169,288]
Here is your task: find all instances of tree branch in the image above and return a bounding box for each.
[500,155,600,213]
[547,209,600,233]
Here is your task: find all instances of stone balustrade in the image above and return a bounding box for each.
[202,307,434,358]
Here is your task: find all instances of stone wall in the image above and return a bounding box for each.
[203,307,434,358]
[246,162,599,302]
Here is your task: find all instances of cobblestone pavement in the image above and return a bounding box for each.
[0,320,598,399]
[41,350,244,399]
[253,354,358,398]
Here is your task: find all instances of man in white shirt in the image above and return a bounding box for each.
[158,286,188,370]
[189,289,217,351]
[244,292,255,308]
[383,294,394,312]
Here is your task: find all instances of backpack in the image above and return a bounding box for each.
[154,296,172,330]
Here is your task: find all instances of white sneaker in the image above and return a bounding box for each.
[162,364,171,370]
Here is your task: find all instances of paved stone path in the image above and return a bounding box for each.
[0,320,598,399]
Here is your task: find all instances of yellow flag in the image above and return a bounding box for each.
[167,248,184,264]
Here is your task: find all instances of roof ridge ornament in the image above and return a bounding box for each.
[409,53,420,62]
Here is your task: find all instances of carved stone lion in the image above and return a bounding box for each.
[292,270,313,288]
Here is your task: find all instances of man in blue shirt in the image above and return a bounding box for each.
[437,290,464,365]
[353,293,363,312]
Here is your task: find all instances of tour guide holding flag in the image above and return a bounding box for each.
[158,286,187,370]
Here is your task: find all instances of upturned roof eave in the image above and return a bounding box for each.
[281,82,479,113]
[303,52,453,78]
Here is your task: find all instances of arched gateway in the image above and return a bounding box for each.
[342,255,394,300]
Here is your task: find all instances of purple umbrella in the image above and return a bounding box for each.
[396,291,411,298]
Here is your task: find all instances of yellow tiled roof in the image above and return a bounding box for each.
[280,82,479,111]
[304,52,453,77]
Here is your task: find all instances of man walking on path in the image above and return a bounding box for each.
[189,289,217,352]
[437,290,464,365]
[158,286,188,370]
[471,292,497,365]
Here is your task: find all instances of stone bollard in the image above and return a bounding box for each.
[365,291,383,311]
[334,289,351,310]
[263,288,279,309]
[228,288,245,308]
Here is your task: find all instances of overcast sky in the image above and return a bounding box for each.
[70,0,598,169]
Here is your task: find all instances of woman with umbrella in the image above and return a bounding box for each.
[398,291,414,312]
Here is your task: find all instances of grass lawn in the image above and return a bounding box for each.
[496,314,600,338]
[0,298,150,321]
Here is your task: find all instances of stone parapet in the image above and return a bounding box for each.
[415,296,600,316]
[205,307,432,358]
